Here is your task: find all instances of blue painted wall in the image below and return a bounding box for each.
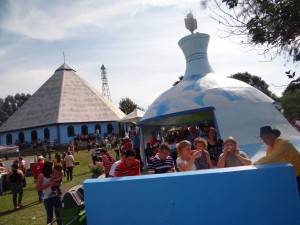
[0,122,124,145]
[83,163,300,225]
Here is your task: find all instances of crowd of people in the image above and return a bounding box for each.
[1,124,300,224]
[101,125,300,196]
[0,150,76,225]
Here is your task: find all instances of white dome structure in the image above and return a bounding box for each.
[138,32,300,162]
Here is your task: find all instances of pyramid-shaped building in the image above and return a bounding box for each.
[0,64,126,145]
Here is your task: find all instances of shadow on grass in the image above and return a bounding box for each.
[73,171,90,177]
[0,200,41,217]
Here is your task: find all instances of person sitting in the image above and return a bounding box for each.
[115,149,140,177]
[206,127,223,166]
[254,126,300,194]
[194,138,212,170]
[176,140,202,172]
[217,136,251,168]
[148,142,176,174]
[108,151,126,177]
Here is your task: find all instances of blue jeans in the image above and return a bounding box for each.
[38,191,43,202]
[44,196,62,225]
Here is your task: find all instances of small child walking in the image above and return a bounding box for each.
[52,164,64,195]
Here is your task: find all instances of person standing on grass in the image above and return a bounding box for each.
[6,163,24,209]
[33,155,45,203]
[99,149,116,177]
[36,161,62,225]
[65,152,75,181]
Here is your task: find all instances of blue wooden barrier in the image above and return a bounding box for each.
[83,163,300,225]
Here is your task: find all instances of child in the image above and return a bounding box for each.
[194,138,213,170]
[52,164,64,195]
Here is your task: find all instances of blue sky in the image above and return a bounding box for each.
[0,0,296,109]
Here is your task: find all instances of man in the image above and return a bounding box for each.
[108,151,126,177]
[255,126,300,194]
[149,132,157,147]
[148,142,176,174]
[132,130,143,170]
[187,125,200,149]
[115,149,140,177]
[121,136,132,152]
[33,155,44,202]
[65,152,75,181]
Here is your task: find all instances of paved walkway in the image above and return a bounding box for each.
[2,155,36,170]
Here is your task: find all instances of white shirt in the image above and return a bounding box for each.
[65,155,74,167]
[108,160,122,177]
[176,157,196,171]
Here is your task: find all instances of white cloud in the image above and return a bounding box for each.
[0,0,296,109]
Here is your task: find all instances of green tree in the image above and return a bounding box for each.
[119,97,143,115]
[201,0,300,62]
[229,72,277,98]
[0,93,31,126]
[279,89,300,120]
[284,70,300,92]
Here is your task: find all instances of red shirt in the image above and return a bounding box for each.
[102,154,116,174]
[114,159,140,177]
[122,141,132,152]
[150,137,157,147]
[33,161,44,179]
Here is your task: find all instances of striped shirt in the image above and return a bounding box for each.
[148,155,175,174]
[115,159,140,177]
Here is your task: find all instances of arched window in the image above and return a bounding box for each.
[6,134,12,145]
[18,132,25,143]
[31,130,37,142]
[95,124,101,134]
[44,128,50,140]
[107,123,113,134]
[81,125,88,135]
[67,126,75,137]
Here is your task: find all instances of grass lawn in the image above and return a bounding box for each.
[0,150,95,225]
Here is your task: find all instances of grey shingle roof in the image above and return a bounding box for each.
[0,64,125,132]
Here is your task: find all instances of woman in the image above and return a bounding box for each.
[6,163,24,209]
[217,136,252,168]
[176,140,201,172]
[207,127,223,166]
[61,152,67,177]
[36,161,62,225]
[194,138,212,170]
[100,148,116,177]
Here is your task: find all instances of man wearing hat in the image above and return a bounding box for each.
[121,136,132,152]
[255,126,300,194]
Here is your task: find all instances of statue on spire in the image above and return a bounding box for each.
[184,11,197,34]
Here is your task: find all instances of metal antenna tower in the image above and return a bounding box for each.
[100,64,112,102]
